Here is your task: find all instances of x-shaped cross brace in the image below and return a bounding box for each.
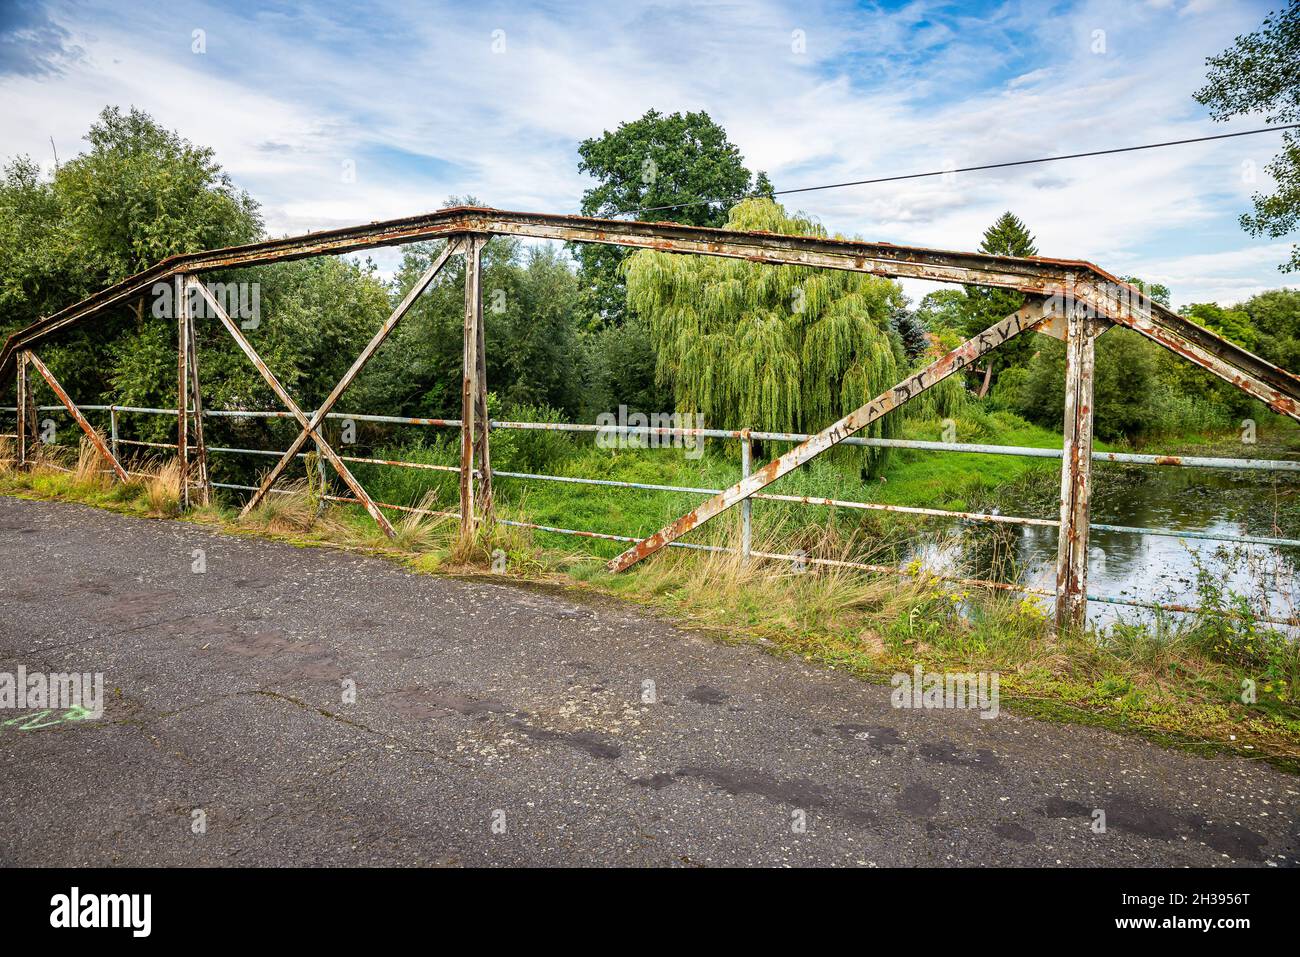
[226,240,462,530]
[189,278,397,534]
[189,240,460,537]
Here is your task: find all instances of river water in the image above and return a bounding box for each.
[913,457,1300,632]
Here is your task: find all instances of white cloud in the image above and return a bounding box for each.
[0,0,1291,307]
[1121,242,1298,307]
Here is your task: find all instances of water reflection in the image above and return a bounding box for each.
[906,465,1299,631]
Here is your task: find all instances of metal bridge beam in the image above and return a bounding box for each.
[189,279,396,538]
[15,351,33,468]
[4,209,1296,427]
[607,299,1053,573]
[460,234,492,532]
[238,239,461,517]
[185,291,212,507]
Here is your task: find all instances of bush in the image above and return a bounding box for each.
[354,439,459,510]
[491,403,577,474]
[1005,329,1175,441]
[1146,384,1233,436]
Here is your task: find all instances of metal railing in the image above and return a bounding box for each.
[5,400,1299,627]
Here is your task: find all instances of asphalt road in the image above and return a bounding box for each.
[0,495,1296,867]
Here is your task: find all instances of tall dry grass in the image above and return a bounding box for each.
[72,436,112,491]
[388,491,455,551]
[126,456,183,516]
[25,439,71,475]
[239,478,318,533]
[598,519,916,647]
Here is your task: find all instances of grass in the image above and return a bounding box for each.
[3,410,1299,770]
[338,408,1083,565]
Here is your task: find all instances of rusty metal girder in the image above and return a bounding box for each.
[239,238,461,516]
[460,235,487,532]
[186,305,212,506]
[607,300,1053,573]
[24,350,129,482]
[1062,273,1299,420]
[1055,312,1104,631]
[3,207,1295,427]
[177,274,192,508]
[15,351,32,468]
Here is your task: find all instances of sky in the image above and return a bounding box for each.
[0,0,1295,308]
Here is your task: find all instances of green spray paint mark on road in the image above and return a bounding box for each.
[0,706,96,731]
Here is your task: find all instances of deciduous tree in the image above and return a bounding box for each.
[1196,1,1300,271]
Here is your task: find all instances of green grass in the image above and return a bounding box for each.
[342,408,1080,562]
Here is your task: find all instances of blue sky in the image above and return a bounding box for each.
[0,0,1295,307]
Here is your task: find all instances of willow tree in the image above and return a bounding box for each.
[624,198,910,476]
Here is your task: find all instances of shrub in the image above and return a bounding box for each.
[491,403,576,474]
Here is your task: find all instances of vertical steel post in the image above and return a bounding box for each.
[16,350,30,469]
[176,274,190,509]
[186,310,211,506]
[109,405,119,466]
[1055,309,1099,632]
[459,236,482,534]
[740,428,752,562]
[474,248,493,526]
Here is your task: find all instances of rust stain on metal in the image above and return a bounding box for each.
[607,301,1051,573]
[25,350,129,482]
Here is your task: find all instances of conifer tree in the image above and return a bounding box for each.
[962,212,1039,396]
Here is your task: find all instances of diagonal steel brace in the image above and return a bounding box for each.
[189,279,397,538]
[240,239,461,516]
[25,350,129,482]
[607,300,1052,573]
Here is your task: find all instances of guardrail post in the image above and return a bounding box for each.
[176,273,190,509]
[740,428,752,562]
[1055,309,1100,632]
[109,405,119,466]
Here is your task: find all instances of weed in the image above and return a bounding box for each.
[239,478,316,533]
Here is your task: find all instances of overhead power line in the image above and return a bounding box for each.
[611,124,1300,219]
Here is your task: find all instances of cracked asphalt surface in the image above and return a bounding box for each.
[1,495,1297,867]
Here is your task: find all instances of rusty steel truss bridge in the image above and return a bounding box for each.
[3,205,1300,631]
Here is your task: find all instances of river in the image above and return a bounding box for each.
[913,454,1300,632]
